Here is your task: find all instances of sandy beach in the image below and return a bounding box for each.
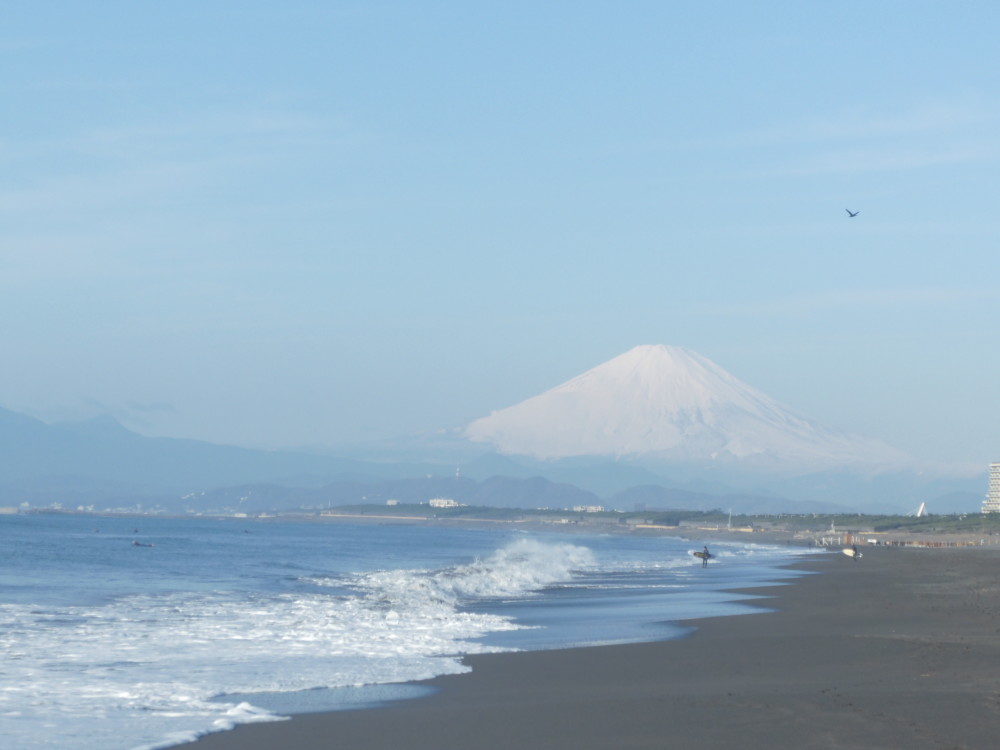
[179,546,1000,750]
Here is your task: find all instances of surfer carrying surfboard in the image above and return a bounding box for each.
[691,546,713,565]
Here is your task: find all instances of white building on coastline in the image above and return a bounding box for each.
[982,463,1000,514]
[428,497,463,508]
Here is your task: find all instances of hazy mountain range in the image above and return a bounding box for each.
[0,345,988,514]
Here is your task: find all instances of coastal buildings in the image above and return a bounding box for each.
[428,497,463,508]
[982,463,1000,514]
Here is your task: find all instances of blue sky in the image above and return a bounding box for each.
[2,1,998,468]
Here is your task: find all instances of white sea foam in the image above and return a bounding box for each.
[0,537,591,750]
[1,516,815,750]
[342,537,597,603]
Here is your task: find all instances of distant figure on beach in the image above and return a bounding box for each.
[692,546,713,565]
[852,544,859,561]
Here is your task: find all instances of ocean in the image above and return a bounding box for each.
[0,513,818,750]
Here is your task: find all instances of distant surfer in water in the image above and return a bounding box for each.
[852,545,859,561]
[701,546,711,567]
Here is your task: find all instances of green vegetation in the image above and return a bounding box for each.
[325,504,1000,535]
[623,509,1000,534]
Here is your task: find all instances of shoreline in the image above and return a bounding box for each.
[19,508,1000,553]
[176,545,1000,750]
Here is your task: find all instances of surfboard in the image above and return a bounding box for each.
[841,548,862,559]
[693,551,713,560]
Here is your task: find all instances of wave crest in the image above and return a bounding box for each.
[354,537,596,607]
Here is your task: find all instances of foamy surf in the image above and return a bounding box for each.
[0,515,813,750]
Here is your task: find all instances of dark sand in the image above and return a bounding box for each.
[180,546,1000,749]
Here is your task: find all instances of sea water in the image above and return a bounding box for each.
[0,513,817,750]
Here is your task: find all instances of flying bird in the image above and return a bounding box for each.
[845,209,859,217]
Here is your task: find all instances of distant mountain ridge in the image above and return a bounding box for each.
[0,407,373,500]
[464,344,911,472]
[0,380,986,515]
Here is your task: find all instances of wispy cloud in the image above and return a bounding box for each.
[1,110,360,171]
[628,99,1000,177]
[0,109,370,284]
[691,287,1000,318]
[781,101,991,143]
[780,140,999,175]
[771,100,1000,175]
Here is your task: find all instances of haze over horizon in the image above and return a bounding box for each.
[3,3,999,469]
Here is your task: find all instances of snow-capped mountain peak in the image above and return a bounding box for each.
[463,344,910,471]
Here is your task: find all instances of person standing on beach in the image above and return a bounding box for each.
[702,546,711,567]
[852,544,859,561]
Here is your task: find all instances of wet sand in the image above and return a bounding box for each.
[179,546,1000,749]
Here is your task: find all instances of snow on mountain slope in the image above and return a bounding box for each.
[463,345,910,472]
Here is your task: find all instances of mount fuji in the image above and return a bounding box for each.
[463,345,911,473]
